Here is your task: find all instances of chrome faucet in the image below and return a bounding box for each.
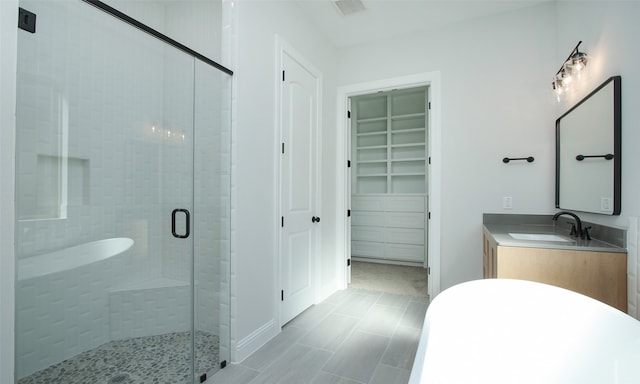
[552,211,583,239]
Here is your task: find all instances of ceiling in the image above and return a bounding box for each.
[295,0,552,49]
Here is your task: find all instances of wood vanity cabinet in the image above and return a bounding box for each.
[483,228,498,279]
[482,227,627,312]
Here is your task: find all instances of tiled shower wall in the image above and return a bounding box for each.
[16,1,164,269]
[16,0,230,378]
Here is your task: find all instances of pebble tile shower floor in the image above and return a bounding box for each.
[18,331,219,384]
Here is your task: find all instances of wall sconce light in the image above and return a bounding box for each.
[552,41,588,101]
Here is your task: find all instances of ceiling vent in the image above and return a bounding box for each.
[333,0,366,16]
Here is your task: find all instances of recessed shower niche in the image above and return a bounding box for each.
[18,155,90,220]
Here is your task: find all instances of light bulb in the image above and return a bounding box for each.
[574,67,583,80]
[566,51,587,80]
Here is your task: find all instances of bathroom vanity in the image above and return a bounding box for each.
[483,214,627,312]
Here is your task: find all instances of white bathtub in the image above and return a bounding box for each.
[410,279,640,383]
[18,237,134,280]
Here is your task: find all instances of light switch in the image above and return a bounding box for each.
[503,197,513,209]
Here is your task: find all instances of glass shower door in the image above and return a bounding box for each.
[14,1,228,383]
[193,58,232,380]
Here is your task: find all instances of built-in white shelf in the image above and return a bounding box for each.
[350,87,429,264]
[351,88,427,195]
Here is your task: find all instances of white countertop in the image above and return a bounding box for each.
[409,279,640,383]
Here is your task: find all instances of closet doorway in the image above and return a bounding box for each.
[348,86,429,297]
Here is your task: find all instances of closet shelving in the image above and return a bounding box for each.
[351,87,428,264]
[352,89,427,195]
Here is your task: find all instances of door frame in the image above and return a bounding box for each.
[275,36,323,327]
[336,72,441,301]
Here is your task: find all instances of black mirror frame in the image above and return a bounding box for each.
[555,75,621,215]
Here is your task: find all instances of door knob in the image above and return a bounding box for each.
[312,216,321,223]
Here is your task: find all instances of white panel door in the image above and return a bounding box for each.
[280,49,319,325]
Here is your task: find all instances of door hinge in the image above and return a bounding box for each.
[282,70,285,82]
[281,216,284,227]
[281,290,284,301]
[347,110,351,119]
[18,8,37,33]
[347,209,351,217]
[347,259,351,267]
[428,156,431,165]
[428,101,431,110]
[347,160,351,168]
[428,212,431,219]
[428,267,431,275]
[281,142,285,154]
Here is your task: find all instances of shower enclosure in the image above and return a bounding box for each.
[14,1,232,383]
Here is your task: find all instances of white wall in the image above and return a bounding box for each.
[102,0,223,63]
[164,1,222,60]
[231,0,338,361]
[554,1,640,317]
[337,2,557,290]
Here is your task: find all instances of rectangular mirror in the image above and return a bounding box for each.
[556,75,621,215]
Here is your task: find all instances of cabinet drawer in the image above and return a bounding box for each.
[352,226,424,245]
[352,226,386,242]
[352,211,385,227]
[352,241,384,258]
[384,244,424,262]
[387,228,424,245]
[352,196,385,211]
[386,196,425,212]
[352,196,425,212]
[386,212,424,229]
[352,211,423,229]
[352,241,424,262]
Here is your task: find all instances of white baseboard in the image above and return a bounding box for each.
[233,318,280,363]
[316,281,343,304]
[352,256,424,268]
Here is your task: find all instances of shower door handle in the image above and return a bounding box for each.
[171,208,191,239]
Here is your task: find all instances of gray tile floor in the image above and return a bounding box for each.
[208,288,429,384]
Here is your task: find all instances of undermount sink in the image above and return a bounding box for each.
[508,233,572,242]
